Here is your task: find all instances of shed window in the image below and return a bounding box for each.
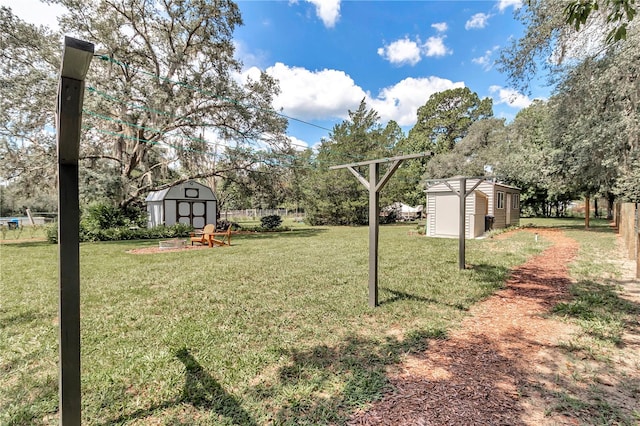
[497,191,505,209]
[185,188,199,198]
[512,194,520,209]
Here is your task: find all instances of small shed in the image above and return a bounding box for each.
[425,178,520,238]
[145,180,217,229]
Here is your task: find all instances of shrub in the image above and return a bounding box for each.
[82,202,126,231]
[46,222,193,243]
[260,215,283,230]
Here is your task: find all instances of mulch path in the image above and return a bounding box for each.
[349,228,580,425]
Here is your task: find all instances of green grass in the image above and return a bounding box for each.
[526,218,640,425]
[0,225,48,241]
[0,223,561,424]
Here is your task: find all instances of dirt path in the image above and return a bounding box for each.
[349,228,639,425]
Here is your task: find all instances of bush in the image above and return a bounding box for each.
[260,215,283,230]
[82,202,126,231]
[46,222,193,243]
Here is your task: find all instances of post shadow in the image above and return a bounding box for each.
[175,348,258,425]
[102,348,257,425]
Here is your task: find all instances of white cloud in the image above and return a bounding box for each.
[377,38,422,66]
[497,0,523,12]
[378,34,451,66]
[432,22,448,33]
[243,63,465,128]
[305,0,341,28]
[0,0,65,29]
[288,135,312,150]
[369,77,465,126]
[489,85,532,108]
[262,62,366,120]
[423,36,451,57]
[465,13,491,30]
[472,46,500,70]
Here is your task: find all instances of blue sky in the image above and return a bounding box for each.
[232,0,544,148]
[1,0,546,149]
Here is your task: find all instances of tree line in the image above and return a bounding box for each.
[1,0,638,225]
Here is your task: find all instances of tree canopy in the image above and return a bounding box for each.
[1,0,289,211]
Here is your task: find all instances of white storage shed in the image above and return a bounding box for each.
[145,180,217,229]
[425,178,520,239]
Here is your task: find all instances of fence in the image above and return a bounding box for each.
[219,209,304,221]
[616,203,639,278]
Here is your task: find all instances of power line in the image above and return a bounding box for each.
[87,54,414,168]
[94,54,334,133]
[86,85,313,152]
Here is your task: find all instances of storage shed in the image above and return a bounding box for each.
[145,180,217,229]
[425,178,520,239]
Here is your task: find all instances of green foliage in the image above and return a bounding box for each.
[565,0,636,43]
[82,202,127,230]
[613,161,640,202]
[1,1,288,210]
[303,100,403,226]
[406,87,493,155]
[260,215,283,230]
[46,222,193,243]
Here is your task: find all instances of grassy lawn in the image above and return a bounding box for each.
[0,220,601,425]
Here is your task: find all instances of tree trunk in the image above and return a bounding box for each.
[607,192,615,220]
[585,194,590,229]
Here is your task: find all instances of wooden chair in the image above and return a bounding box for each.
[208,226,232,247]
[190,224,216,246]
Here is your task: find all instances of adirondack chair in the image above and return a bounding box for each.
[190,224,216,246]
[208,225,232,247]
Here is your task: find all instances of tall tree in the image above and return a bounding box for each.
[0,7,60,213]
[303,100,399,225]
[1,1,289,211]
[500,1,640,214]
[427,118,507,179]
[406,87,493,154]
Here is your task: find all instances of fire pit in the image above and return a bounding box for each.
[158,239,187,250]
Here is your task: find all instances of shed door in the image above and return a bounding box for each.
[435,194,459,237]
[177,201,206,228]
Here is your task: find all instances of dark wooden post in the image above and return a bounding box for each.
[57,36,94,426]
[459,177,466,270]
[368,162,380,307]
[330,153,430,307]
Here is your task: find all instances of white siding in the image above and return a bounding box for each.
[426,179,520,237]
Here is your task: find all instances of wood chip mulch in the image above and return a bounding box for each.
[349,228,580,426]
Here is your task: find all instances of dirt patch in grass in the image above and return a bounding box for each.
[127,244,212,254]
[349,228,640,425]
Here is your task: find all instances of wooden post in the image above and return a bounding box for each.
[459,177,466,270]
[330,153,431,307]
[57,36,94,426]
[368,163,380,307]
[439,178,483,270]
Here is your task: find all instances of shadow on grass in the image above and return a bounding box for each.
[101,348,257,425]
[0,240,52,249]
[251,329,446,424]
[379,288,470,310]
[234,227,327,240]
[0,309,40,330]
[0,374,58,425]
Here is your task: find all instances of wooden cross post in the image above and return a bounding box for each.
[57,36,94,426]
[440,178,484,270]
[330,153,430,307]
